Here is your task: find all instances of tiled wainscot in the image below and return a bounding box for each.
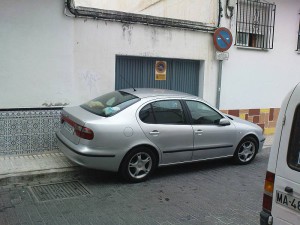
[0,108,62,156]
[221,108,280,135]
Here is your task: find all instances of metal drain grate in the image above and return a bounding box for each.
[29,181,91,202]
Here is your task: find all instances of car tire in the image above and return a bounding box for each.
[119,147,157,183]
[233,136,258,165]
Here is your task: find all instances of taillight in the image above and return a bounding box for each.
[61,115,94,140]
[75,126,94,140]
[262,171,275,212]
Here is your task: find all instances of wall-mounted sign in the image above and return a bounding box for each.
[213,27,233,52]
[155,61,167,81]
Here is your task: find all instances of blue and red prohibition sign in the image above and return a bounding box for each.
[213,27,233,52]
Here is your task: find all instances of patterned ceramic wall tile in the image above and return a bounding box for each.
[221,108,280,135]
[0,108,62,156]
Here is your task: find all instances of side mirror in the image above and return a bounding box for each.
[219,118,231,126]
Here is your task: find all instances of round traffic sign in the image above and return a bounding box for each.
[213,27,233,52]
[155,61,167,73]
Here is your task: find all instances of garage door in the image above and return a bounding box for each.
[115,56,200,96]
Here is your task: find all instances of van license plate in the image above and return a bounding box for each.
[276,191,300,213]
[64,122,74,134]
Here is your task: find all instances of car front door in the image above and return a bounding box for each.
[184,100,236,161]
[137,99,193,165]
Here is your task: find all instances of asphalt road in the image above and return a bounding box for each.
[0,147,271,225]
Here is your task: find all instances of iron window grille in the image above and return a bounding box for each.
[236,0,276,49]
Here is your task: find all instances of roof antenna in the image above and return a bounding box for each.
[119,74,136,91]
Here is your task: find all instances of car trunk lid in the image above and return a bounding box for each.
[60,106,102,144]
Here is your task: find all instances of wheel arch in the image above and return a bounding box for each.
[233,133,260,164]
[118,144,160,172]
[241,133,259,148]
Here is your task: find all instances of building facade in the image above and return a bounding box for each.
[221,0,300,135]
[0,0,299,155]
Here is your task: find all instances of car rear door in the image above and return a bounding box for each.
[137,99,194,164]
[184,100,236,161]
[272,85,300,224]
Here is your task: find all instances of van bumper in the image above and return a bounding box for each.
[260,210,272,225]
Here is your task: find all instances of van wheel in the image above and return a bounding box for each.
[119,147,157,183]
[233,137,258,165]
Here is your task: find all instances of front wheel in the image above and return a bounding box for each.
[119,147,157,183]
[233,137,258,165]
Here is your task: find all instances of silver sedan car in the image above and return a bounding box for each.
[56,88,265,182]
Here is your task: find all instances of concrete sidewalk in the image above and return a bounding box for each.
[0,152,79,186]
[0,135,274,186]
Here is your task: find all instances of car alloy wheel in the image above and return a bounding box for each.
[120,147,157,182]
[234,137,258,164]
[238,141,255,162]
[128,152,152,179]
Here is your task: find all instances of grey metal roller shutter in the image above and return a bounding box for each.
[115,56,200,96]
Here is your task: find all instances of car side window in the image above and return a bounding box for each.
[152,100,186,124]
[139,100,186,124]
[185,100,223,125]
[139,104,156,124]
[287,105,300,172]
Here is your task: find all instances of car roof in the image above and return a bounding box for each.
[120,88,195,98]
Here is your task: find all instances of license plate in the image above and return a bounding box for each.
[63,122,74,134]
[276,191,300,213]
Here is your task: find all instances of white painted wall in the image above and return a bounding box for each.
[74,0,219,26]
[73,19,218,105]
[0,0,75,108]
[0,0,219,108]
[220,0,300,109]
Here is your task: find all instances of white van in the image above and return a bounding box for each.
[260,83,300,225]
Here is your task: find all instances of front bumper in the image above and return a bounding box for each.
[56,131,123,172]
[258,137,266,153]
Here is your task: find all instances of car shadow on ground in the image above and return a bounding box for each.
[72,157,235,185]
[63,148,270,186]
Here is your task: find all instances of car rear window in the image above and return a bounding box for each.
[287,104,300,172]
[81,91,140,117]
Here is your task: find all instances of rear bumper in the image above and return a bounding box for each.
[56,131,123,172]
[260,210,272,225]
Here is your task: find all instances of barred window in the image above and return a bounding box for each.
[236,0,276,49]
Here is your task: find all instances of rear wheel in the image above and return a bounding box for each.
[119,147,157,182]
[233,136,258,164]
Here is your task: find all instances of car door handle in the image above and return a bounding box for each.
[285,186,293,193]
[149,130,160,135]
[194,130,203,135]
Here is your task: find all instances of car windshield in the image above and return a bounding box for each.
[81,91,140,117]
